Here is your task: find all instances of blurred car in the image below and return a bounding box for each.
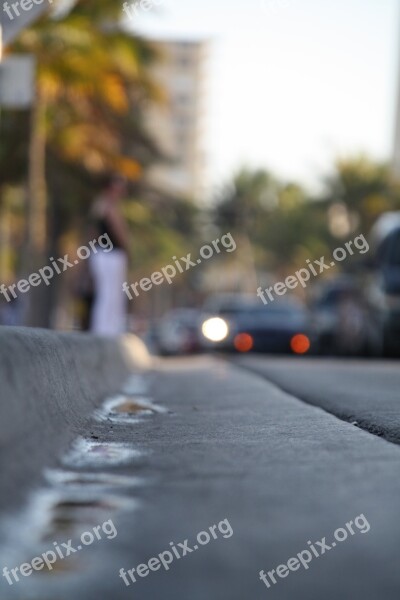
[200,294,311,354]
[363,213,400,356]
[155,309,202,356]
[309,277,372,356]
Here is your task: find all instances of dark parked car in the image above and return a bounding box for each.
[155,309,202,356]
[309,277,371,356]
[310,213,400,357]
[200,294,311,354]
[364,213,400,356]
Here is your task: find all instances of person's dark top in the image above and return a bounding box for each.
[96,216,125,250]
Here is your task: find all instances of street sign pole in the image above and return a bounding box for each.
[0,54,36,108]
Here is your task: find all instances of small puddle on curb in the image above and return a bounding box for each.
[0,488,135,578]
[62,438,143,468]
[94,395,168,424]
[0,486,139,593]
[0,374,161,596]
[40,491,137,542]
[45,469,143,490]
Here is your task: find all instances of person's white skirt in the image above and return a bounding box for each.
[89,249,127,335]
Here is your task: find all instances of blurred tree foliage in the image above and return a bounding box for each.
[0,0,200,324]
[124,193,200,277]
[214,158,400,282]
[320,155,400,233]
[214,168,327,279]
[2,4,160,191]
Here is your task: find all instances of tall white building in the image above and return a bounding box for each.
[144,39,208,202]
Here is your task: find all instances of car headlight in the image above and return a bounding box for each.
[201,317,229,342]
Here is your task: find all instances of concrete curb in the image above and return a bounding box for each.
[0,327,151,512]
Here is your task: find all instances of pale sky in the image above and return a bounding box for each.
[128,0,400,192]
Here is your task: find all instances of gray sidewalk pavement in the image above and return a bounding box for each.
[2,355,400,600]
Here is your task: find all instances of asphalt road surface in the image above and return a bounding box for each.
[234,355,400,444]
[1,355,400,600]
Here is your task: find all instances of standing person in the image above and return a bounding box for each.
[90,175,130,335]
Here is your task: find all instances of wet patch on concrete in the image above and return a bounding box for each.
[94,394,168,424]
[0,484,139,597]
[0,487,136,549]
[40,490,137,542]
[44,469,144,490]
[62,438,144,469]
[0,370,163,599]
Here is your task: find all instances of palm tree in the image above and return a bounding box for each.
[7,0,164,324]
